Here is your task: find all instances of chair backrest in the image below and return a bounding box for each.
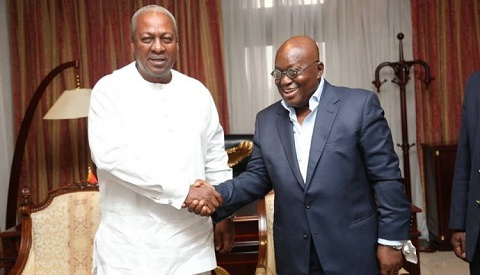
[256,192,276,275]
[11,182,100,275]
[225,140,253,169]
[224,134,254,176]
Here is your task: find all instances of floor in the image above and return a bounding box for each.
[0,251,471,275]
[420,251,470,275]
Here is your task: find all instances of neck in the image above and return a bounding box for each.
[135,62,173,84]
[295,106,311,125]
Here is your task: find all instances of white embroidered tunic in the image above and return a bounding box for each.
[88,62,232,275]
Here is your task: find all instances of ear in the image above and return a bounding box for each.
[316,62,324,78]
[130,42,135,59]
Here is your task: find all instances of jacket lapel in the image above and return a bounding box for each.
[305,82,339,188]
[276,106,305,189]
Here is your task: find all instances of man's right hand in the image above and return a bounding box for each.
[183,179,223,216]
[451,231,467,261]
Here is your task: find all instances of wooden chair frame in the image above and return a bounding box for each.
[255,192,275,275]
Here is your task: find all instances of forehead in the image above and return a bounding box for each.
[275,45,307,67]
[136,11,174,34]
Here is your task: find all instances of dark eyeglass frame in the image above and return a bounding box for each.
[270,61,319,80]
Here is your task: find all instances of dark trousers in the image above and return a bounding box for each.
[309,239,325,275]
[471,242,480,275]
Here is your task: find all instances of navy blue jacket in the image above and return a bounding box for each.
[449,71,480,262]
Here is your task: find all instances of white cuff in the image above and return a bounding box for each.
[402,240,418,264]
[377,239,418,264]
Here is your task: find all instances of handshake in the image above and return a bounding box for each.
[183,179,223,216]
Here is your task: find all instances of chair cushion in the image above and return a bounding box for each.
[29,191,100,274]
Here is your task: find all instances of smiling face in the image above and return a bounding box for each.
[132,10,178,83]
[274,36,323,112]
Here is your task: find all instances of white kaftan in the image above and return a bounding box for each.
[88,62,232,275]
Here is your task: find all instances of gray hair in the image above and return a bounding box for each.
[130,5,178,41]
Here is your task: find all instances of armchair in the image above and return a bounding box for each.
[10,182,99,275]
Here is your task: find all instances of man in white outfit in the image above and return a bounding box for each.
[88,5,234,274]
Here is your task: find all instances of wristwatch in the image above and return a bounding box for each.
[378,243,403,251]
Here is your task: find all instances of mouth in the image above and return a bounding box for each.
[149,56,167,66]
[283,87,298,95]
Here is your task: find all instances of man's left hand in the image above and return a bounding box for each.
[214,218,236,253]
[377,245,403,275]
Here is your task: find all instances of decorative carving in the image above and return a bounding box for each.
[226,140,254,168]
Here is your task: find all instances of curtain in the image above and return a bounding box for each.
[6,0,228,227]
[0,0,13,233]
[411,0,480,241]
[222,0,323,134]
[411,0,480,144]
[222,0,428,239]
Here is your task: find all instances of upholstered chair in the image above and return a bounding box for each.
[10,182,99,275]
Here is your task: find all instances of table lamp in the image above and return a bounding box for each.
[43,87,91,119]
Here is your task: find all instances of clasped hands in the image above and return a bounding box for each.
[183,179,222,216]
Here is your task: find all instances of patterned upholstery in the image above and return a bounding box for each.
[11,183,99,275]
[256,192,276,275]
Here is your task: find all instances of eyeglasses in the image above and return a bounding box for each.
[270,61,319,80]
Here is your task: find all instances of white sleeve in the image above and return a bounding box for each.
[204,95,232,186]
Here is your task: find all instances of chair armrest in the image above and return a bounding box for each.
[255,267,266,275]
[256,197,267,271]
[10,217,33,275]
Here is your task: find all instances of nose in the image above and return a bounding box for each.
[279,73,293,85]
[152,38,165,52]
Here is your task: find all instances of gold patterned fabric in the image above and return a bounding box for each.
[23,191,100,274]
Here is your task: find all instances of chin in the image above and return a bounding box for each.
[285,99,298,107]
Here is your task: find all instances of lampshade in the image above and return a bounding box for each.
[43,88,91,119]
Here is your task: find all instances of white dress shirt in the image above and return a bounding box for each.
[281,77,324,182]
